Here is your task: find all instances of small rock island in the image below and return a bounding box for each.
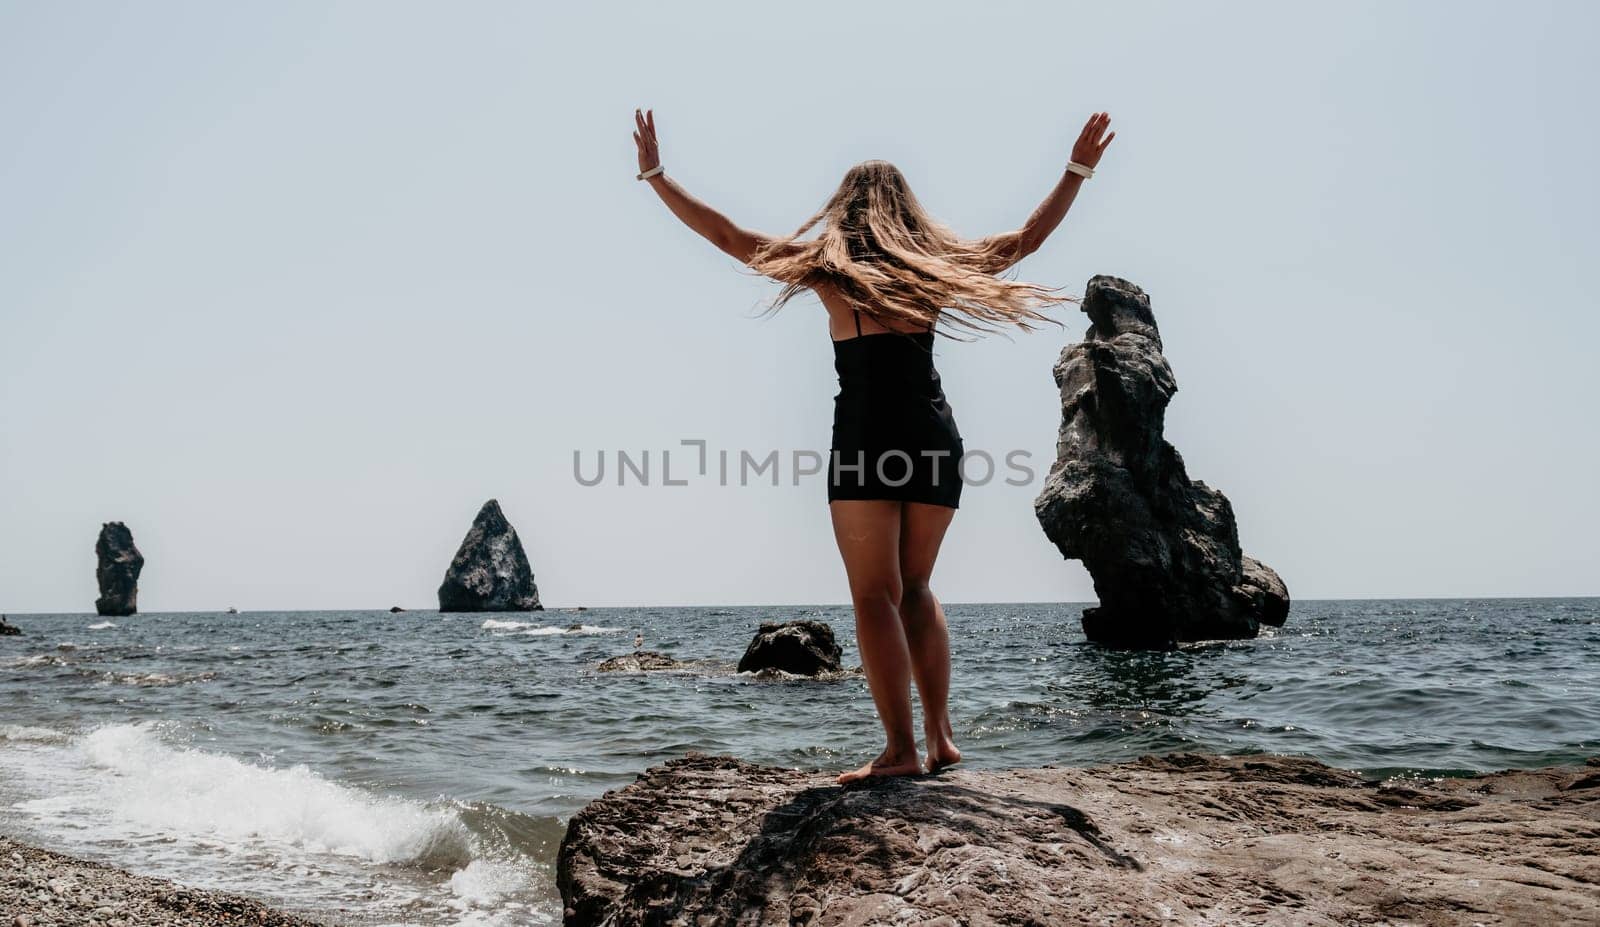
[94,521,144,617]
[1035,275,1289,648]
[437,499,543,612]
[737,620,842,676]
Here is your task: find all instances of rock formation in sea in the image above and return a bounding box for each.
[389,606,406,613]
[736,620,842,676]
[437,499,542,613]
[597,651,686,672]
[1034,275,1290,648]
[0,615,20,635]
[94,522,144,618]
[557,752,1600,927]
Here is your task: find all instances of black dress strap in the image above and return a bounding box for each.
[853,309,862,337]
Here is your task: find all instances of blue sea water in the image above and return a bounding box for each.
[1,599,1596,924]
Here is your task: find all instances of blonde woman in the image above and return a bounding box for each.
[633,108,1114,783]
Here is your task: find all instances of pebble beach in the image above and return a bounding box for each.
[1,837,318,927]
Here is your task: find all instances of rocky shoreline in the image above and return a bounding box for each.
[559,752,1600,926]
[0,837,323,927]
[8,750,1597,926]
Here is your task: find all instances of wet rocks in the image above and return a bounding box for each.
[94,522,144,617]
[557,752,1600,927]
[0,615,20,636]
[597,651,686,672]
[437,499,542,613]
[1034,275,1289,648]
[736,620,841,676]
[0,836,324,926]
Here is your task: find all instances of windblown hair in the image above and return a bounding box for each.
[743,160,1075,338]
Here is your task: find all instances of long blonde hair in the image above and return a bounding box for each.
[743,160,1075,338]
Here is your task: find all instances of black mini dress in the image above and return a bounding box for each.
[828,310,964,508]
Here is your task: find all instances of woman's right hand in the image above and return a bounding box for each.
[1071,112,1115,170]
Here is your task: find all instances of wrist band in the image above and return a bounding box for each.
[637,165,664,181]
[1065,161,1094,179]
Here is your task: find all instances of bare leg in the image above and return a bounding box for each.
[829,500,921,783]
[899,502,961,773]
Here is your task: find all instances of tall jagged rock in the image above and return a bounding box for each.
[1033,275,1289,649]
[437,499,542,612]
[94,522,144,617]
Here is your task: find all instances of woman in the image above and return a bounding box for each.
[633,108,1114,783]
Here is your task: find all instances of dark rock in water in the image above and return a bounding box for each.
[597,651,685,672]
[736,620,841,676]
[1034,275,1290,649]
[389,605,406,613]
[557,752,1600,927]
[0,616,19,636]
[437,499,542,613]
[94,522,144,617]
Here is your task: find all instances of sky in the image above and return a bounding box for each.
[1,1,1596,612]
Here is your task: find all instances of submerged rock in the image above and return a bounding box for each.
[437,499,542,613]
[94,522,144,617]
[736,620,841,676]
[1034,275,1289,648]
[558,752,1600,927]
[597,651,686,672]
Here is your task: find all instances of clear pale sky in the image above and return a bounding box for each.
[2,1,1595,612]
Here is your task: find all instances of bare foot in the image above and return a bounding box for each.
[924,722,962,774]
[837,748,923,785]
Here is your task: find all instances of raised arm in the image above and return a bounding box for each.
[633,107,792,266]
[977,112,1115,273]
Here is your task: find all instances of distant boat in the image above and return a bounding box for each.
[225,607,238,614]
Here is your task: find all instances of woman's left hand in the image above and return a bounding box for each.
[634,108,661,175]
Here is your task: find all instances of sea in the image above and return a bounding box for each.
[2,599,1597,925]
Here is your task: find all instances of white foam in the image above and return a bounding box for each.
[87,621,118,630]
[521,624,621,637]
[0,725,68,744]
[0,723,554,923]
[448,858,531,905]
[17,722,471,869]
[484,620,621,636]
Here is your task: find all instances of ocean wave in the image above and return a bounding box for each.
[93,670,217,688]
[18,722,472,869]
[527,624,620,636]
[482,620,622,636]
[0,724,69,744]
[87,621,118,630]
[0,721,554,923]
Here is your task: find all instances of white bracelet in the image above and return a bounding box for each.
[637,165,664,181]
[1065,161,1094,179]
